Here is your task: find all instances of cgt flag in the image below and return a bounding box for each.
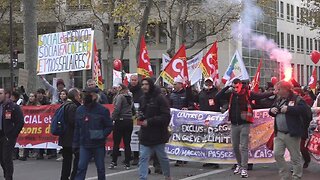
[309,67,317,91]
[200,41,219,82]
[222,50,250,85]
[160,45,189,85]
[137,36,153,78]
[92,40,104,89]
[251,59,262,93]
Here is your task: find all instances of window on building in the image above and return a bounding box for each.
[296,6,301,22]
[290,4,294,21]
[38,23,57,35]
[159,23,167,44]
[301,64,304,85]
[280,1,284,18]
[310,39,313,52]
[286,3,290,20]
[301,36,304,53]
[306,38,310,53]
[67,0,91,10]
[297,35,301,52]
[315,39,318,51]
[280,32,284,48]
[307,65,310,80]
[297,64,301,84]
[291,34,294,51]
[146,23,156,44]
[287,33,291,50]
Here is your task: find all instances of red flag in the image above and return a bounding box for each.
[161,45,188,85]
[309,67,317,90]
[251,59,262,93]
[93,40,104,89]
[200,41,219,81]
[137,36,153,78]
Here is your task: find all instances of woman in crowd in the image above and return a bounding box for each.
[19,92,40,161]
[58,90,68,104]
[109,84,134,170]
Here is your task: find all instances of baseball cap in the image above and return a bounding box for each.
[204,77,214,82]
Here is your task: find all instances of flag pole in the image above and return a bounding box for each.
[154,71,163,85]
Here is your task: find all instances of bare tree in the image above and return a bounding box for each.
[153,0,241,57]
[301,0,320,31]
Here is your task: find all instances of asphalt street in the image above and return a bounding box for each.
[1,154,320,180]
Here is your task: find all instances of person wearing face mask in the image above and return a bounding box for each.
[198,77,220,168]
[215,78,275,178]
[73,87,113,180]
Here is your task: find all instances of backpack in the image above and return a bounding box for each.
[296,96,313,137]
[50,102,71,136]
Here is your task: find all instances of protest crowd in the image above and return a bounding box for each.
[1,70,320,180]
[1,31,320,180]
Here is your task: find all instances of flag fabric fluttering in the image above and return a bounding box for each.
[160,45,189,85]
[137,36,153,78]
[222,50,250,86]
[162,52,202,85]
[92,40,104,89]
[309,67,317,91]
[251,59,262,93]
[200,41,219,83]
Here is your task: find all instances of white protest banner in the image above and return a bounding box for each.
[37,28,94,75]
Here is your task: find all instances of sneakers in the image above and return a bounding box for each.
[124,164,130,170]
[108,162,117,169]
[233,165,241,174]
[240,169,248,178]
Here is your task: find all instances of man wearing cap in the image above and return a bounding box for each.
[170,77,193,167]
[39,72,74,104]
[198,77,220,168]
[73,87,113,180]
[216,78,275,178]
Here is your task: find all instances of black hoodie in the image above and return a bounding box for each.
[138,78,171,146]
[128,83,143,103]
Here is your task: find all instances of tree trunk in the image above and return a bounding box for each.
[104,1,115,89]
[136,0,153,62]
[23,0,38,93]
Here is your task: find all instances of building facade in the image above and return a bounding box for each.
[0,0,318,89]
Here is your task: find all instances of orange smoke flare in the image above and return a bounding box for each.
[284,67,292,82]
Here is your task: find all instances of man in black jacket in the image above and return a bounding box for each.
[59,88,82,180]
[0,88,24,180]
[216,78,274,178]
[269,81,304,180]
[138,78,171,180]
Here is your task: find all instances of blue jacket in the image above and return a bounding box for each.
[73,102,113,148]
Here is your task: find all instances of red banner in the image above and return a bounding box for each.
[17,104,121,149]
[308,132,320,155]
[200,41,219,81]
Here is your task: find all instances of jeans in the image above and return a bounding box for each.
[139,144,170,180]
[274,132,303,180]
[0,137,16,180]
[231,124,250,169]
[60,147,79,180]
[112,120,133,165]
[75,146,106,180]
